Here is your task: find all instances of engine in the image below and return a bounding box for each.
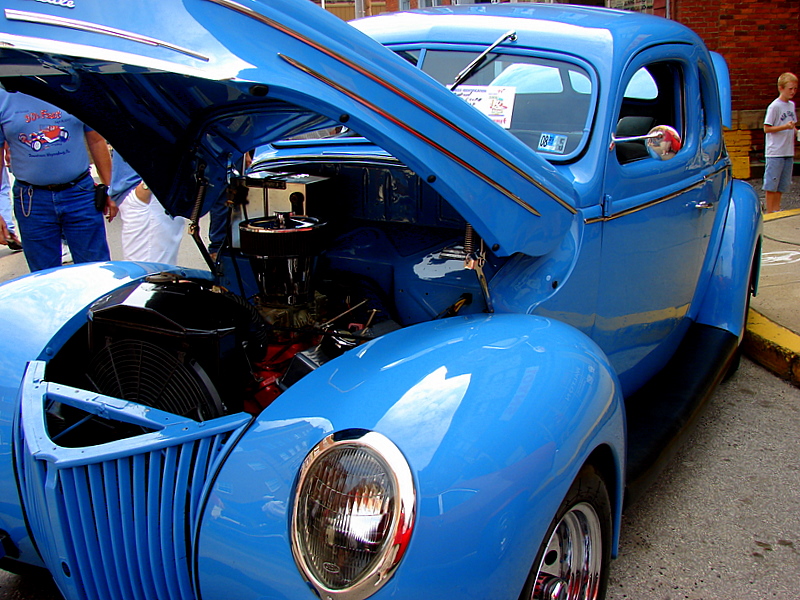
[44,217,399,446]
[239,210,400,411]
[44,168,483,446]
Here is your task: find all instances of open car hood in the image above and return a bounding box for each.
[0,0,578,257]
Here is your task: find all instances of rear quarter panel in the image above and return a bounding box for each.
[694,179,762,336]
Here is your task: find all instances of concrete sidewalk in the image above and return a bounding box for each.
[744,208,800,386]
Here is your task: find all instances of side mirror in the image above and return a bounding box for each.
[611,124,682,161]
[645,125,681,160]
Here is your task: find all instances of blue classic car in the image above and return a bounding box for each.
[0,2,761,600]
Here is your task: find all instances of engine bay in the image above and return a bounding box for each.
[44,164,494,446]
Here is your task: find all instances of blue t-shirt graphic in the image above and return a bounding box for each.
[0,89,92,186]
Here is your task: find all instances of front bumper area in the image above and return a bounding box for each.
[14,361,252,600]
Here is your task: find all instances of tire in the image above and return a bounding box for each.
[520,464,612,600]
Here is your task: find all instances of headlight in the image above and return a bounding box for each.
[291,429,416,600]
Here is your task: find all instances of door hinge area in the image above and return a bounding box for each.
[602,194,612,218]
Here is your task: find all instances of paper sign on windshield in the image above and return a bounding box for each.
[453,86,516,129]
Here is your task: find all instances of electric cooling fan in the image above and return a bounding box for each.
[87,338,225,421]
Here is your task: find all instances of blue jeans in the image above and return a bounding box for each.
[208,198,229,255]
[13,173,110,272]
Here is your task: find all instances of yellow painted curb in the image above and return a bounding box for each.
[746,309,800,354]
[764,208,800,222]
[743,308,800,386]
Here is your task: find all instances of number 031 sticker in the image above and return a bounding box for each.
[538,133,567,154]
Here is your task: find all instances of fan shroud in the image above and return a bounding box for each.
[87,338,224,421]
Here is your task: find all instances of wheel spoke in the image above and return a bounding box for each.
[532,502,602,600]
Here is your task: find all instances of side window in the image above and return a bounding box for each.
[695,60,724,164]
[615,62,685,164]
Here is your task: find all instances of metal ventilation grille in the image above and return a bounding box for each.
[17,419,250,600]
[87,339,223,421]
[15,361,254,600]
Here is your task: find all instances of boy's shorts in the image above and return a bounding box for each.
[763,156,794,193]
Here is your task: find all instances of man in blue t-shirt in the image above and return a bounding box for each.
[0,90,117,271]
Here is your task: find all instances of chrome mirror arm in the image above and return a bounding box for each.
[611,131,663,144]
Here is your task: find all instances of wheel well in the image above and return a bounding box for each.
[585,444,623,555]
[750,236,762,297]
[585,446,618,504]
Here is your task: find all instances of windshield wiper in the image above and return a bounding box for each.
[449,30,517,92]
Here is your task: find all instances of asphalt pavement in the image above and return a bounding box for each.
[607,356,800,600]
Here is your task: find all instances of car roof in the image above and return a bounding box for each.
[353,4,701,65]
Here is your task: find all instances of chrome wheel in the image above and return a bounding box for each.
[522,465,611,600]
[533,503,603,600]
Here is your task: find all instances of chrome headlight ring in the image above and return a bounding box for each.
[290,429,416,600]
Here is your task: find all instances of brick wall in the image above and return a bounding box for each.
[674,0,800,176]
[384,0,454,12]
[676,0,800,113]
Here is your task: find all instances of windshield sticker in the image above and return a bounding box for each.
[537,133,568,154]
[453,86,516,129]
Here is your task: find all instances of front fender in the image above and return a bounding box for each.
[695,179,762,336]
[0,262,210,566]
[196,313,625,600]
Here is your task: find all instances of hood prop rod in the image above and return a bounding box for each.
[439,224,495,313]
[188,165,217,274]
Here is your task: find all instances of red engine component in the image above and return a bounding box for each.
[244,339,317,413]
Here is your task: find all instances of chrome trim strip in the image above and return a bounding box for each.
[204,0,577,215]
[281,53,541,216]
[585,167,728,224]
[4,9,209,61]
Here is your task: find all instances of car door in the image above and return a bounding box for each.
[594,45,728,394]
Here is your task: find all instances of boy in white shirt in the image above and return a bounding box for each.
[763,72,798,213]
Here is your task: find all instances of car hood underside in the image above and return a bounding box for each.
[0,0,578,258]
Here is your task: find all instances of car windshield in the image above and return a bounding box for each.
[281,49,593,160]
[420,50,592,158]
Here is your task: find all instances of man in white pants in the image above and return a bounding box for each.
[0,164,21,250]
[109,152,186,264]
